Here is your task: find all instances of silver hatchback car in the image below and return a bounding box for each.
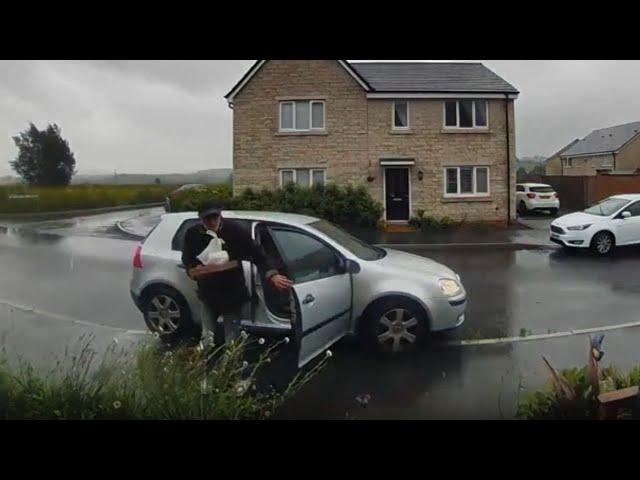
[129,211,467,367]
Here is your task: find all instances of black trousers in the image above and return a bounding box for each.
[199,298,247,346]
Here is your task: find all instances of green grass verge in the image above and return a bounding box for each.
[0,333,328,420]
[0,185,176,214]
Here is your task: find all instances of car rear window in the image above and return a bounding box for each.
[171,218,252,251]
[530,186,554,193]
[172,219,200,251]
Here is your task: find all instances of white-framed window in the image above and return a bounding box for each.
[444,166,490,197]
[280,168,326,187]
[443,100,488,128]
[279,100,325,132]
[393,101,409,129]
[563,158,573,167]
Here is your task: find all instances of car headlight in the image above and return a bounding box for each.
[439,278,462,297]
[566,224,592,231]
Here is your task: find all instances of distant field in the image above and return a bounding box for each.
[0,184,176,214]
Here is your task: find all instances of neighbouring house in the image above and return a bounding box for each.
[545,121,640,176]
[225,60,519,224]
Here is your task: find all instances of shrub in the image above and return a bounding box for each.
[168,184,233,213]
[0,333,328,420]
[517,365,640,420]
[172,182,384,228]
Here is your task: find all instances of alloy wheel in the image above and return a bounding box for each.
[147,294,181,333]
[376,308,419,353]
[595,233,613,255]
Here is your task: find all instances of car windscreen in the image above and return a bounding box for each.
[584,198,630,217]
[309,220,386,261]
[529,186,554,193]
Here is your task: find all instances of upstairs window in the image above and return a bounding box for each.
[393,101,409,129]
[443,100,488,128]
[279,101,325,131]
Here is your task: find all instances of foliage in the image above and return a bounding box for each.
[171,182,384,228]
[408,209,459,231]
[517,365,640,420]
[0,333,328,420]
[166,184,233,213]
[0,184,174,214]
[10,123,77,186]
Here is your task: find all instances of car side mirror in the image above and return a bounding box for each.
[622,211,632,219]
[343,259,361,274]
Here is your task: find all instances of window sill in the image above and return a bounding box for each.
[441,196,492,203]
[390,129,413,135]
[441,128,491,134]
[276,130,328,137]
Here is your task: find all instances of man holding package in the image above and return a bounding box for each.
[181,201,293,344]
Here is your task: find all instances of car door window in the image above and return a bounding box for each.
[623,201,640,217]
[516,185,525,192]
[269,228,341,284]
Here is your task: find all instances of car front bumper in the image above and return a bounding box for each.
[428,294,467,332]
[549,229,592,248]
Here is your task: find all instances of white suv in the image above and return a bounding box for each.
[516,183,559,216]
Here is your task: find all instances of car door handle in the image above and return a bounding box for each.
[302,294,315,305]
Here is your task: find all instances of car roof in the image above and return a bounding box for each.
[162,210,320,226]
[518,183,552,188]
[609,194,640,201]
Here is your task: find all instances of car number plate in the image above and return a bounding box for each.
[540,196,550,199]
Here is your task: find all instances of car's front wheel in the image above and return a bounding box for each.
[141,286,200,345]
[362,297,429,355]
[590,231,615,256]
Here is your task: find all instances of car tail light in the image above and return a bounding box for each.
[527,193,536,199]
[553,192,559,199]
[133,244,143,269]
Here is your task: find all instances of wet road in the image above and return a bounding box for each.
[2,208,640,418]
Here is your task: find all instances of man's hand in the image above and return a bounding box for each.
[269,274,294,292]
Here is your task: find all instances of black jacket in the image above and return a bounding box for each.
[181,219,278,312]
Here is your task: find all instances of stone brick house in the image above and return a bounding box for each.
[225,60,519,224]
[545,121,640,176]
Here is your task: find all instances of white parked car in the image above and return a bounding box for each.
[516,183,560,216]
[129,211,467,367]
[550,194,640,255]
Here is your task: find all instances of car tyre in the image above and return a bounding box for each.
[549,208,559,217]
[590,231,615,256]
[141,286,201,346]
[361,297,429,356]
[518,201,529,216]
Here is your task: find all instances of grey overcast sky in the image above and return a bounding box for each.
[2,60,640,176]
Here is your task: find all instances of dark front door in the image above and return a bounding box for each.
[385,168,410,221]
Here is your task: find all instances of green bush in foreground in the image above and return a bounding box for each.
[0,333,328,420]
[170,182,384,228]
[516,365,640,420]
[0,184,175,214]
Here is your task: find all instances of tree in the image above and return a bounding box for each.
[10,123,76,186]
[154,177,162,185]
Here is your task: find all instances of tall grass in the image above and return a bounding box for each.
[0,333,328,420]
[0,184,175,214]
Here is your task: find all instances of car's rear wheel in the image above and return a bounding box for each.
[518,201,529,216]
[142,286,200,345]
[549,208,559,217]
[590,231,615,256]
[362,297,429,355]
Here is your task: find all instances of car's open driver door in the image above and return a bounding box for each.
[266,225,352,368]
